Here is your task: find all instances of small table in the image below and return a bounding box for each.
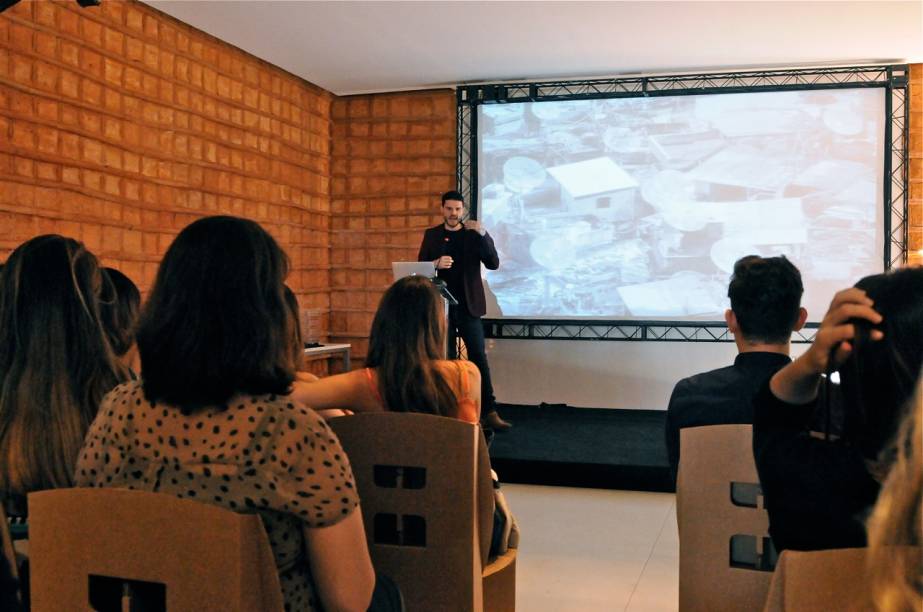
[303,343,351,373]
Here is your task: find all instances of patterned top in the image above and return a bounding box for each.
[75,380,359,612]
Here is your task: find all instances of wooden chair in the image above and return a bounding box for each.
[329,412,516,612]
[28,487,284,612]
[763,547,873,611]
[677,424,775,612]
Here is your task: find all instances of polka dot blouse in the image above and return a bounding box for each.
[75,380,360,612]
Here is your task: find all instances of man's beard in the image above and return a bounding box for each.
[445,217,461,227]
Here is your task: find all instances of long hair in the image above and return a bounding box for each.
[0,235,125,505]
[283,286,304,369]
[136,216,294,413]
[835,267,923,459]
[100,267,141,357]
[365,276,458,416]
[865,373,922,612]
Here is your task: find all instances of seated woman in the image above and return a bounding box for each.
[100,267,142,377]
[0,235,126,516]
[866,372,922,611]
[753,267,923,552]
[75,216,382,612]
[291,275,481,422]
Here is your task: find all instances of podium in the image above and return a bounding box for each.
[431,278,458,359]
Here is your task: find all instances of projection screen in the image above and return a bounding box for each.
[476,88,886,320]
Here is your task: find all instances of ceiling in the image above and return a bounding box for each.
[146,1,923,96]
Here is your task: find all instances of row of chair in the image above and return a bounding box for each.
[5,413,516,612]
[677,424,879,612]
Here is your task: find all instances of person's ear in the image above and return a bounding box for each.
[725,309,738,334]
[793,307,808,332]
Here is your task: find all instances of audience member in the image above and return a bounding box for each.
[75,216,390,612]
[753,267,923,552]
[100,267,142,376]
[865,373,922,612]
[665,255,806,484]
[0,236,126,516]
[291,275,481,422]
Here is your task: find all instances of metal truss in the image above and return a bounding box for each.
[455,94,474,211]
[456,66,901,105]
[483,320,819,343]
[886,68,909,267]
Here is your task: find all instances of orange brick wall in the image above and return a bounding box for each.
[329,90,456,363]
[909,63,922,266]
[0,0,333,337]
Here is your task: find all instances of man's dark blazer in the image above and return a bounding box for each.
[417,223,499,318]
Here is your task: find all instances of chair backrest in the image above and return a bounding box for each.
[677,424,773,612]
[329,412,494,612]
[28,487,284,612]
[763,547,874,612]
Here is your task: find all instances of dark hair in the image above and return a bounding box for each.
[366,276,458,417]
[836,267,923,459]
[0,235,125,504]
[441,190,464,206]
[100,267,141,356]
[728,255,803,343]
[136,216,294,413]
[283,286,304,368]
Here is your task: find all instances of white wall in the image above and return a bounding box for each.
[487,338,807,410]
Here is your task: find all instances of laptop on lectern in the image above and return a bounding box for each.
[392,261,437,282]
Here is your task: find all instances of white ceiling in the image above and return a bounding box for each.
[146,1,923,96]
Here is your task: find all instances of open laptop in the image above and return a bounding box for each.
[391,261,437,282]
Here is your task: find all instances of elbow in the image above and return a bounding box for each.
[486,259,500,270]
[321,588,375,612]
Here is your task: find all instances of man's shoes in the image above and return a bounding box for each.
[484,411,513,431]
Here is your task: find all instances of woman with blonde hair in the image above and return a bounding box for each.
[865,374,922,612]
[0,235,126,515]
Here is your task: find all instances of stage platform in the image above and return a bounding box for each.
[489,403,673,493]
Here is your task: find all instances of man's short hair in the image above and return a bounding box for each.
[441,190,464,205]
[728,255,803,343]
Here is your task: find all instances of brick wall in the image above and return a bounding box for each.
[329,90,456,364]
[0,0,333,338]
[909,63,922,267]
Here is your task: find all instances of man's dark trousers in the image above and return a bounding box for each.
[447,305,497,414]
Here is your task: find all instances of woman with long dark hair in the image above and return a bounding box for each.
[0,235,126,515]
[75,216,383,612]
[291,275,481,421]
[753,266,923,552]
[100,267,142,376]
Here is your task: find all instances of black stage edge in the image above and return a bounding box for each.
[489,403,673,493]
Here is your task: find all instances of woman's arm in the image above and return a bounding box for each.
[289,369,382,413]
[770,287,882,404]
[303,509,375,612]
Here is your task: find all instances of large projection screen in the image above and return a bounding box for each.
[476,88,886,321]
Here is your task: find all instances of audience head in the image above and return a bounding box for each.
[0,235,124,502]
[838,267,923,458]
[727,255,805,345]
[866,371,922,612]
[136,216,294,413]
[283,285,304,369]
[366,276,456,416]
[100,267,141,357]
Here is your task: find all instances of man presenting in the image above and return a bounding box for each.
[418,190,511,430]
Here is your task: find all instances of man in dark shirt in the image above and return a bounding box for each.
[418,190,511,430]
[665,255,807,485]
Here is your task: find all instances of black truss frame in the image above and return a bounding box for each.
[456,65,910,343]
[483,320,819,343]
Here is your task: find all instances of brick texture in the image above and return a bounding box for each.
[909,63,922,266]
[328,90,456,364]
[0,0,332,340]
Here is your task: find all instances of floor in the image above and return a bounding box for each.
[502,483,678,612]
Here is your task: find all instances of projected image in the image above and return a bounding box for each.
[477,89,885,319]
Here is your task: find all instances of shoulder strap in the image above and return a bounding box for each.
[364,368,385,408]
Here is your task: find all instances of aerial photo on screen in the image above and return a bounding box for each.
[477,88,885,319]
